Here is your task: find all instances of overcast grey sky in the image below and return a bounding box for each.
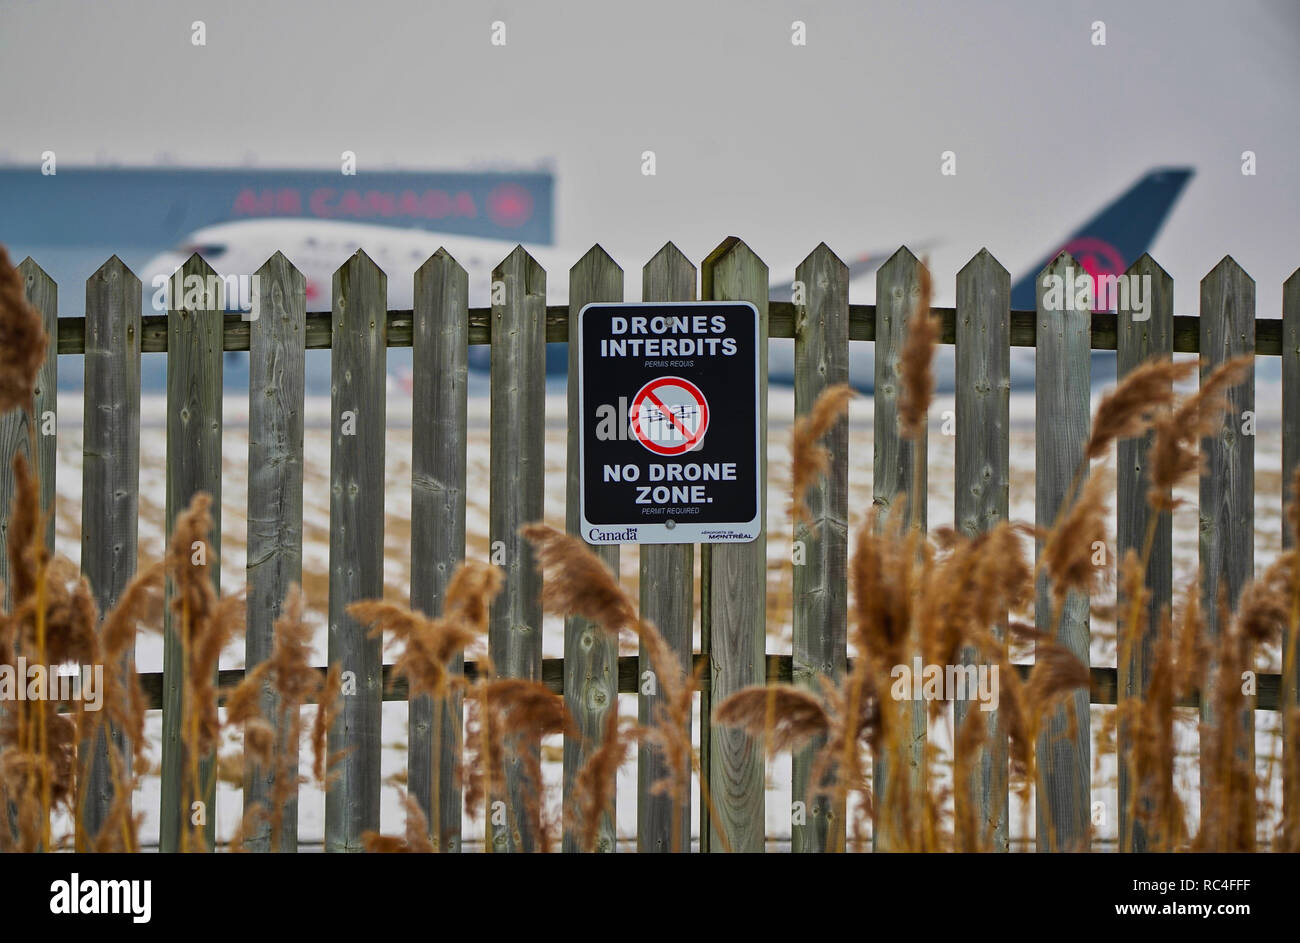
[2,0,1297,311]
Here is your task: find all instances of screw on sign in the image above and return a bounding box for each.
[631,377,709,456]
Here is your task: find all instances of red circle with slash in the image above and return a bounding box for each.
[630,376,710,456]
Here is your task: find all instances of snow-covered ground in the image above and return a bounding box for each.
[46,379,1289,849]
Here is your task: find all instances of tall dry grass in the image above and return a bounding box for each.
[1,237,1295,852]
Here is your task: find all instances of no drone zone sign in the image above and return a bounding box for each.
[578,302,761,544]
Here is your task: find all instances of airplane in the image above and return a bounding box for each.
[140,167,1194,394]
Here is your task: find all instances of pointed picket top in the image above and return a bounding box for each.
[491,244,546,304]
[1201,255,1254,293]
[797,241,847,277]
[253,250,306,319]
[701,237,766,300]
[1125,251,1169,283]
[17,256,54,289]
[1038,249,1080,281]
[1034,250,1084,313]
[17,257,57,335]
[332,248,388,307]
[647,241,693,274]
[1286,266,1300,294]
[571,243,621,281]
[255,249,305,285]
[89,254,139,285]
[644,242,696,302]
[957,247,1009,282]
[879,245,922,274]
[333,247,386,283]
[256,249,302,278]
[168,251,223,312]
[415,246,465,277]
[495,243,543,272]
[644,239,696,279]
[877,248,932,328]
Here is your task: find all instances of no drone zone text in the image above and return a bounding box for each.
[578,302,761,545]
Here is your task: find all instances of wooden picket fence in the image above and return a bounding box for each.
[0,240,1297,852]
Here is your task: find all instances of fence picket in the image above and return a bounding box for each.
[700,237,767,853]
[324,250,387,852]
[0,240,1293,854]
[791,243,849,853]
[244,252,306,852]
[563,246,624,853]
[0,259,56,599]
[872,248,930,852]
[1034,251,1091,852]
[1198,256,1256,845]
[410,249,470,851]
[77,256,141,848]
[488,246,547,852]
[1116,254,1174,853]
[638,242,697,853]
[159,254,224,853]
[954,248,1010,852]
[1284,267,1300,834]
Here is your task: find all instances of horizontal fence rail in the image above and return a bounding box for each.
[50,306,1290,354]
[145,658,1287,711]
[2,243,1297,855]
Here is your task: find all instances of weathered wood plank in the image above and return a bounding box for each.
[488,246,547,852]
[51,304,1291,356]
[638,242,697,853]
[160,254,225,853]
[324,251,387,852]
[1198,256,1255,840]
[136,658,1286,711]
[872,248,930,852]
[243,252,306,852]
[700,237,767,853]
[562,246,623,853]
[76,256,141,848]
[790,243,849,853]
[953,248,1011,852]
[1034,252,1092,852]
[1284,267,1300,834]
[409,249,470,852]
[0,259,57,599]
[1115,254,1174,853]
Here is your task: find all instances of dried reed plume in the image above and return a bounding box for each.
[465,678,572,851]
[0,245,48,416]
[521,523,637,632]
[570,707,633,852]
[713,685,830,754]
[897,259,936,441]
[1148,355,1253,510]
[790,384,854,523]
[520,522,702,852]
[163,492,245,851]
[362,790,436,853]
[227,585,342,850]
[1040,472,1110,603]
[346,560,500,851]
[1084,358,1197,460]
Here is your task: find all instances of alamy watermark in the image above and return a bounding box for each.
[150,271,261,318]
[1041,266,1153,320]
[0,659,104,711]
[889,656,999,711]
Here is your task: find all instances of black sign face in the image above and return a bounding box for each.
[578,302,761,545]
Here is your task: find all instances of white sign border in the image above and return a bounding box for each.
[577,300,762,545]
